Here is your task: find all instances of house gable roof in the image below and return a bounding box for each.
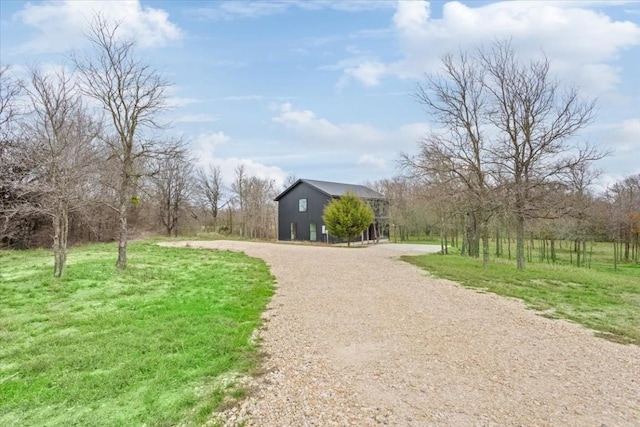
[274,178,385,201]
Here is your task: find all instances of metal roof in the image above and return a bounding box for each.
[275,178,385,201]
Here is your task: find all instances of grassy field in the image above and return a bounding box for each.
[0,241,274,426]
[402,252,640,345]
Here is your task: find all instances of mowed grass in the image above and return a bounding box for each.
[402,253,640,345]
[0,241,274,426]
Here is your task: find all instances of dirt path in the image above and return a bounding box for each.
[164,241,640,426]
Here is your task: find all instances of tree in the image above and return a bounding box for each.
[322,192,374,247]
[196,165,226,232]
[7,67,101,276]
[606,174,640,264]
[0,65,27,246]
[481,40,602,269]
[402,50,494,266]
[151,149,194,236]
[73,15,170,269]
[231,164,247,236]
[283,173,297,190]
[0,66,22,144]
[243,176,277,239]
[403,40,602,269]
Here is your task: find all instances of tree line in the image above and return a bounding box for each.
[371,172,639,267]
[0,16,278,277]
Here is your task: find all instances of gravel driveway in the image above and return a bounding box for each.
[163,240,640,426]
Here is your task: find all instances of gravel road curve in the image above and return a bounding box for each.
[162,241,640,426]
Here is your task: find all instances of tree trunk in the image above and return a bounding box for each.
[117,213,127,269]
[116,192,128,270]
[516,214,525,270]
[53,203,69,278]
[482,234,490,268]
[481,220,490,268]
[53,214,62,278]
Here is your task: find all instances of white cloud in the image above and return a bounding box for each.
[196,131,231,149]
[616,118,640,152]
[343,61,387,87]
[591,117,640,189]
[215,158,289,189]
[271,102,388,147]
[339,1,640,97]
[192,131,288,188]
[357,154,388,169]
[272,102,342,139]
[14,0,181,53]
[270,103,431,175]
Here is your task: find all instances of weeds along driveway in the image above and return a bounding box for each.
[162,240,640,426]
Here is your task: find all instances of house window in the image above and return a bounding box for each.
[290,222,297,240]
[298,198,307,212]
[310,223,317,241]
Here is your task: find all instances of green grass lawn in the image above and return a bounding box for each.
[402,253,640,345]
[0,241,274,426]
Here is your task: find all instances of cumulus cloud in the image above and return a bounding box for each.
[14,0,181,53]
[271,102,387,147]
[340,1,640,97]
[343,61,387,87]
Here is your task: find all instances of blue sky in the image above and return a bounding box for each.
[1,0,639,190]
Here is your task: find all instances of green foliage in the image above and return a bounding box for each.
[322,192,375,246]
[0,241,274,426]
[402,253,640,344]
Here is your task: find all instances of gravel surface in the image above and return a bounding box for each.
[163,240,640,426]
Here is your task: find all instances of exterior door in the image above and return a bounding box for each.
[310,223,317,241]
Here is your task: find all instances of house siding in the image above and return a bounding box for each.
[277,182,331,242]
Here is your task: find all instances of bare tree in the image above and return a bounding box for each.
[150,149,194,236]
[196,164,226,232]
[0,65,26,246]
[283,173,297,190]
[228,166,277,239]
[403,40,602,269]
[8,68,101,276]
[73,14,170,269]
[231,164,247,237]
[480,40,602,269]
[606,174,640,264]
[402,51,495,266]
[0,66,22,143]
[243,176,277,239]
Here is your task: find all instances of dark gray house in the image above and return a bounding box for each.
[274,178,387,243]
